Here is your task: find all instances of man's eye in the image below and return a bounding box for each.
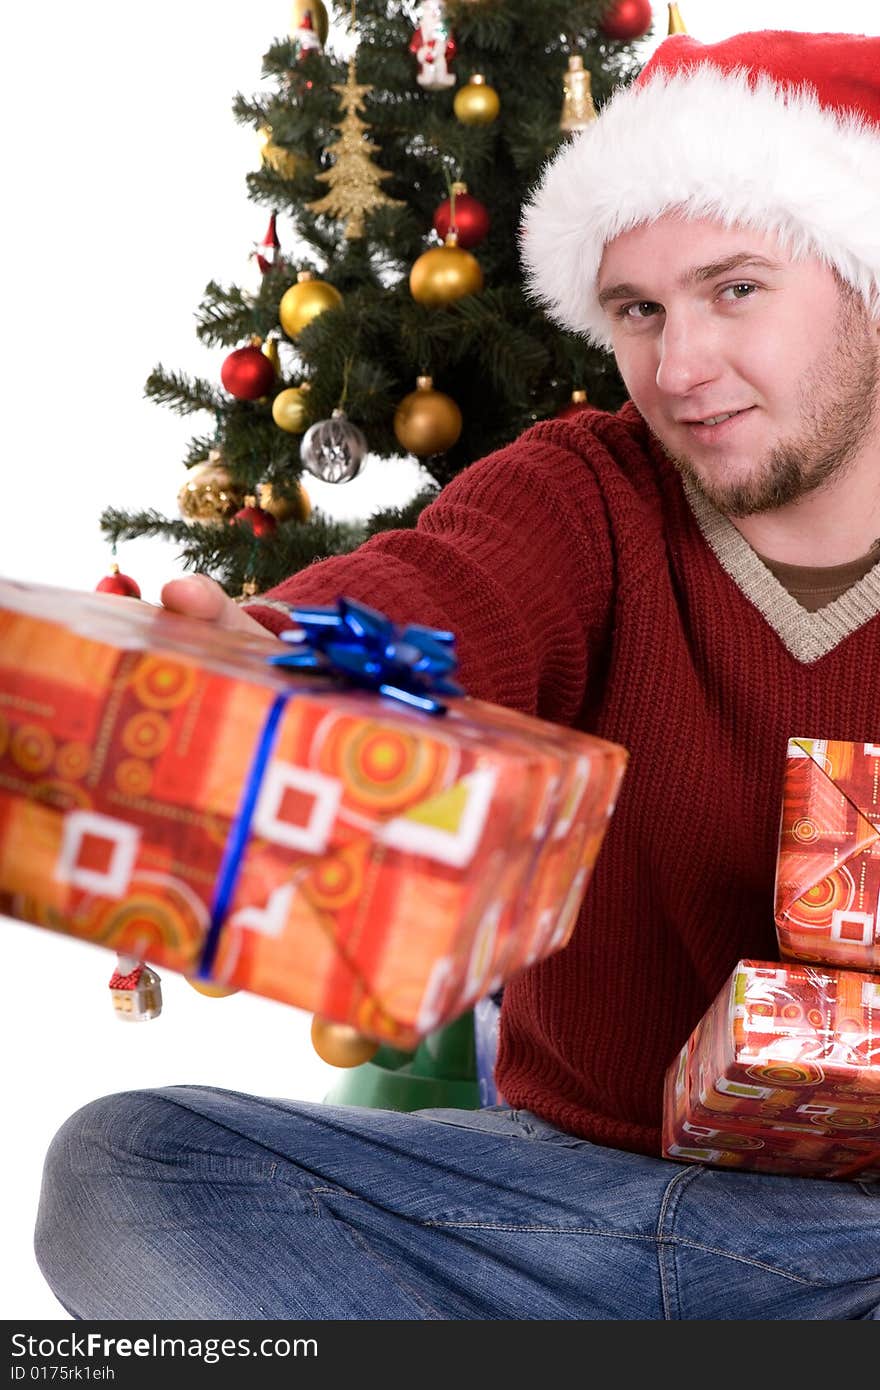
[724,282,757,300]
[619,301,660,320]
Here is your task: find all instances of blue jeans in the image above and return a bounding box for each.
[34,1086,880,1319]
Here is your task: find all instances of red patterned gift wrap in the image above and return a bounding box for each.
[0,578,628,1049]
[662,960,880,1179]
[775,737,880,971]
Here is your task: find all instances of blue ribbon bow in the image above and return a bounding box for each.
[267,595,463,717]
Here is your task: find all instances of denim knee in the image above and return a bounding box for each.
[34,1090,171,1312]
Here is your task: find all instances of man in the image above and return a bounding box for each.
[34,31,880,1319]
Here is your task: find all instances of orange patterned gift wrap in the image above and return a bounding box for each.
[662,960,880,1179]
[775,737,880,971]
[0,578,628,1049]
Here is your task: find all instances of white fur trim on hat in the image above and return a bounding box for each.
[520,63,880,352]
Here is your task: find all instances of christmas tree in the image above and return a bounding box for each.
[101,0,650,601]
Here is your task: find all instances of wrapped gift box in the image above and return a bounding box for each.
[775,737,880,971]
[0,578,627,1049]
[662,960,880,1179]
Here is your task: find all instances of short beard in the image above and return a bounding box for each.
[659,287,880,518]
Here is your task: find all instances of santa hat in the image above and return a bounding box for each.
[521,31,880,351]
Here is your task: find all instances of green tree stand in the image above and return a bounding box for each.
[323,1011,481,1112]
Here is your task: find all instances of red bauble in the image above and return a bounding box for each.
[599,0,653,42]
[96,564,141,598]
[230,502,278,538]
[433,186,490,250]
[220,346,276,401]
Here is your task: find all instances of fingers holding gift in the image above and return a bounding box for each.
[161,574,277,643]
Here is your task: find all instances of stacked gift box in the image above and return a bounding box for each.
[0,577,627,1053]
[663,738,880,1180]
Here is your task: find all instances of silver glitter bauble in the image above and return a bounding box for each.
[300,409,367,483]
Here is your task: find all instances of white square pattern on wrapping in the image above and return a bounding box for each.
[253,762,342,854]
[831,909,874,947]
[54,811,141,896]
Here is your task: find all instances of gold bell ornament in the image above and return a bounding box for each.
[559,56,598,133]
[410,231,483,307]
[271,382,311,433]
[394,376,463,456]
[257,479,312,523]
[311,1014,380,1068]
[453,73,500,125]
[177,451,247,525]
[279,270,344,338]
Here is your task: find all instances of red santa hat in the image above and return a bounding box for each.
[521,31,880,351]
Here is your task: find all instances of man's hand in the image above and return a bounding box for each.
[160,574,280,646]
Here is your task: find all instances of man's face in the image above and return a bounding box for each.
[597,214,880,517]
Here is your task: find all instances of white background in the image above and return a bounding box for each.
[2,0,878,1320]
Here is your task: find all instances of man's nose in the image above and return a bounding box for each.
[654,313,719,396]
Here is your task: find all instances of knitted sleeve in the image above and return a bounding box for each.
[243,423,616,726]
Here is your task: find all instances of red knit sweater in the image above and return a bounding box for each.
[245,401,880,1157]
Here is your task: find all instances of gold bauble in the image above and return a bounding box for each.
[258,125,300,179]
[185,977,239,998]
[453,73,500,125]
[290,0,328,46]
[177,454,247,525]
[279,270,344,338]
[394,376,463,456]
[271,384,311,434]
[410,233,483,306]
[257,479,312,523]
[311,1015,380,1068]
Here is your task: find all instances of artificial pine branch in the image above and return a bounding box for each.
[144,368,223,415]
[232,96,272,126]
[183,434,218,467]
[100,508,195,546]
[195,282,257,346]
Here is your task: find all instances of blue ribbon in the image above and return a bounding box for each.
[196,596,462,980]
[197,690,289,979]
[268,595,463,717]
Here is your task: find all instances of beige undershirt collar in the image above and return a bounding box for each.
[680,474,880,664]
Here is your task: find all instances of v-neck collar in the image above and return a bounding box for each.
[680,474,880,664]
